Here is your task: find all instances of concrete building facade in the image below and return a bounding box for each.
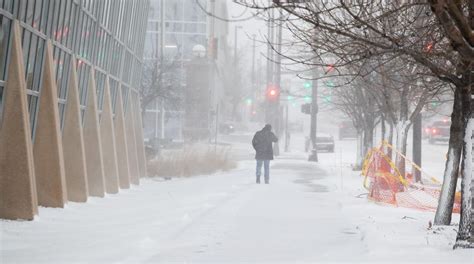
[0,0,149,220]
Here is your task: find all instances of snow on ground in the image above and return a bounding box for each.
[1,133,472,263]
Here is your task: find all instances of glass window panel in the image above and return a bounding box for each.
[60,53,71,100]
[95,70,105,111]
[109,78,117,114]
[27,94,39,136]
[22,29,31,74]
[58,102,65,129]
[77,62,90,107]
[3,0,14,13]
[0,16,11,81]
[32,0,43,30]
[25,33,38,91]
[51,0,60,40]
[31,37,44,92]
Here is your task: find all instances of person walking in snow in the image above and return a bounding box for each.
[252,124,278,184]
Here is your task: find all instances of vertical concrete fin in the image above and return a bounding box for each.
[62,56,88,202]
[0,21,38,220]
[83,68,106,197]
[114,86,131,189]
[133,93,147,177]
[33,40,67,208]
[125,90,140,185]
[100,77,120,194]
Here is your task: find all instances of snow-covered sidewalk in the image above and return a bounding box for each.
[1,137,472,263]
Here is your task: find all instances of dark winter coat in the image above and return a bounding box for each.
[252,128,278,160]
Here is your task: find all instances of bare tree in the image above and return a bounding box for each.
[235,0,472,246]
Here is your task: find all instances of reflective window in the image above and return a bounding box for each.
[109,77,118,114]
[0,15,12,81]
[95,70,105,112]
[121,84,128,113]
[53,46,71,127]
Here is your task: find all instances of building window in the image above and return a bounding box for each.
[109,77,118,114]
[0,15,12,81]
[53,46,71,128]
[95,70,106,112]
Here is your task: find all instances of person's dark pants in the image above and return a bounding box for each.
[256,160,270,184]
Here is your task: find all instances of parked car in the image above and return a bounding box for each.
[315,133,335,152]
[338,121,357,139]
[427,120,450,144]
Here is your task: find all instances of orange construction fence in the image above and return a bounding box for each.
[361,142,460,213]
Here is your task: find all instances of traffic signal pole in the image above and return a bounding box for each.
[308,67,319,162]
[273,12,283,156]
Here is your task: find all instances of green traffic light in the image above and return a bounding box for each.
[303,82,311,89]
[304,96,311,102]
[287,95,294,101]
[245,98,253,105]
[325,81,334,88]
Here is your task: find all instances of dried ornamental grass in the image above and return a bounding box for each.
[147,145,236,177]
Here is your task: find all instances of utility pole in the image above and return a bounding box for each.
[159,0,165,139]
[273,12,283,156]
[210,0,216,142]
[251,34,257,120]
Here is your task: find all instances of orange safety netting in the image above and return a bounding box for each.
[361,142,461,213]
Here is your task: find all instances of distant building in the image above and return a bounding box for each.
[142,0,229,141]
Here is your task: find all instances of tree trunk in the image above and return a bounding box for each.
[455,79,473,246]
[395,120,410,178]
[354,132,364,170]
[387,122,394,159]
[381,116,386,142]
[456,118,473,247]
[363,125,374,158]
[434,86,464,225]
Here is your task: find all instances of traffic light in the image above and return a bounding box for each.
[325,64,335,74]
[425,100,440,111]
[266,84,280,101]
[301,103,311,115]
[325,80,334,88]
[303,81,311,89]
[323,95,332,103]
[245,98,253,106]
[304,95,311,102]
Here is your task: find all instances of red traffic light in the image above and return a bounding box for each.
[325,64,335,74]
[266,84,280,101]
